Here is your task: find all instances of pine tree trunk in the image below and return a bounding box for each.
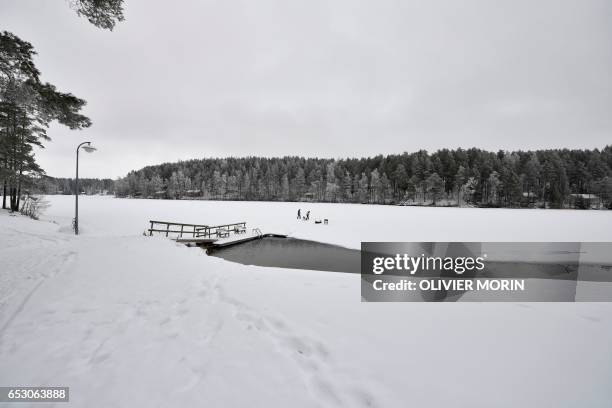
[10,187,17,211]
[15,178,21,211]
[2,180,6,209]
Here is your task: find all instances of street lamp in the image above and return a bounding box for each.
[74,141,96,235]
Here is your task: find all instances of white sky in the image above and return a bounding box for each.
[2,0,611,178]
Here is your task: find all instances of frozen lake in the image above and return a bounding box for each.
[42,195,612,248]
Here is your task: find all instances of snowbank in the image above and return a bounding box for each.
[1,198,612,407]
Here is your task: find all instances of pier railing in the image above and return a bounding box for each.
[195,222,247,238]
[148,220,246,238]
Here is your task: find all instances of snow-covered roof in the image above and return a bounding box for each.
[570,193,599,199]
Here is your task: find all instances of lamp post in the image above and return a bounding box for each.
[74,141,96,235]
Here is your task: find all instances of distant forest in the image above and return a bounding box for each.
[114,147,612,209]
[37,176,115,196]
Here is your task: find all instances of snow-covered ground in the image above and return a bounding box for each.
[1,195,612,407]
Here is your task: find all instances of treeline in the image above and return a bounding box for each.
[36,176,115,195]
[115,147,612,209]
[0,176,113,208]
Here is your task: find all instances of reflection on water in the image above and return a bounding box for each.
[208,237,361,273]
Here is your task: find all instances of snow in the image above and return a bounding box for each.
[42,195,612,246]
[1,196,612,407]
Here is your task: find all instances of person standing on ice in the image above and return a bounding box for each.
[297,209,301,219]
[306,210,310,220]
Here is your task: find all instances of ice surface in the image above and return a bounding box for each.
[42,195,612,246]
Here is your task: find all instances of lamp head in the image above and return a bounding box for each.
[82,143,96,153]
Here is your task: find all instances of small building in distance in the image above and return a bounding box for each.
[185,189,202,198]
[569,193,602,209]
[153,190,167,199]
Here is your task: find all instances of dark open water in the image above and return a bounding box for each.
[208,237,361,273]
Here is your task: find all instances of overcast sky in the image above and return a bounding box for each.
[2,0,611,178]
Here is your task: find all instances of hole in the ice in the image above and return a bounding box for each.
[206,237,361,273]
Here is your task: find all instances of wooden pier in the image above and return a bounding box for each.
[148,220,247,238]
[148,220,286,249]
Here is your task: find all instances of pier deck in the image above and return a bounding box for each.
[174,237,218,245]
[210,233,287,249]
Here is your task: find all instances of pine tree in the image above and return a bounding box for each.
[167,172,179,199]
[426,173,444,205]
[370,169,381,203]
[325,162,338,202]
[454,165,468,205]
[339,170,352,202]
[358,173,369,203]
[392,164,408,200]
[1,32,90,210]
[523,153,541,202]
[405,175,419,202]
[487,171,501,205]
[380,172,391,204]
[293,168,306,200]
[281,174,290,201]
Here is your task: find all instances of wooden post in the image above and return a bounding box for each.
[180,224,184,237]
[165,223,169,237]
[150,221,153,236]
